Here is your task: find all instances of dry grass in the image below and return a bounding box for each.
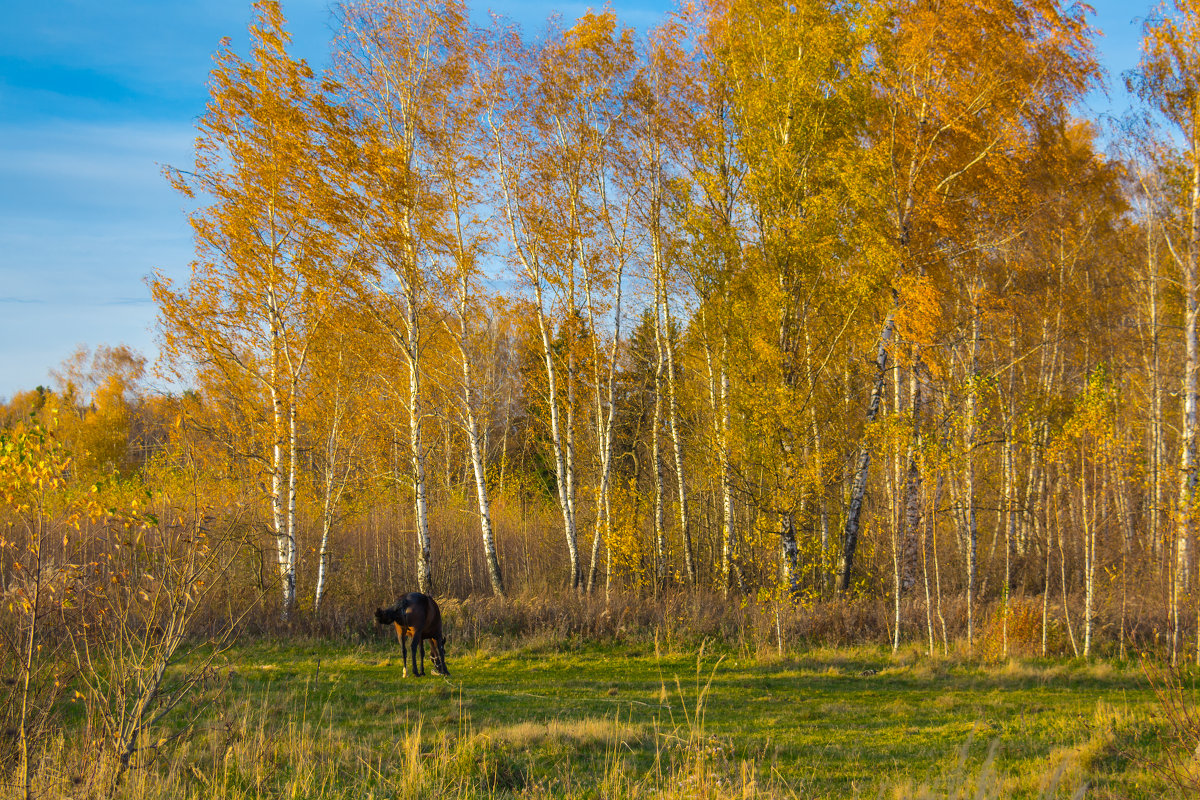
[24,694,776,800]
[485,716,643,750]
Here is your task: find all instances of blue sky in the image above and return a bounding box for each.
[0,0,1159,399]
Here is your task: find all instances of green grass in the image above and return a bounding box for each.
[82,636,1166,799]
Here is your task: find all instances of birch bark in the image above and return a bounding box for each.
[456,276,505,597]
[839,305,896,592]
[314,356,357,613]
[964,303,980,646]
[491,141,582,588]
[660,259,695,584]
[585,174,626,593]
[702,311,737,594]
[584,263,621,592]
[653,293,668,584]
[1129,0,1200,668]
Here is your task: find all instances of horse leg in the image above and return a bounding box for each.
[392,622,408,678]
[430,637,442,675]
[418,637,427,676]
[429,635,441,675]
[437,635,449,675]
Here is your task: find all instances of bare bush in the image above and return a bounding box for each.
[1137,662,1200,795]
[66,505,245,796]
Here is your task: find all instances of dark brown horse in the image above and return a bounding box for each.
[374,592,448,677]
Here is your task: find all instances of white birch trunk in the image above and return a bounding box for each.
[463,364,504,597]
[585,147,628,594]
[583,251,622,594]
[839,304,896,592]
[536,282,582,589]
[492,139,581,590]
[564,330,581,589]
[720,333,736,592]
[663,295,694,585]
[652,309,667,584]
[444,166,505,597]
[1175,144,1200,665]
[267,285,296,618]
[922,477,935,656]
[285,377,299,612]
[315,372,354,613]
[654,223,694,586]
[586,387,617,593]
[1082,449,1093,658]
[402,295,433,595]
[1149,217,1165,565]
[457,274,505,597]
[1002,401,1015,659]
[780,512,799,593]
[703,308,737,594]
[964,307,980,646]
[900,359,923,595]
[270,375,289,613]
[315,478,333,613]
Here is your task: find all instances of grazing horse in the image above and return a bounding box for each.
[374,592,448,677]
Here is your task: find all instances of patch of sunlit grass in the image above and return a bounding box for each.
[486,716,643,750]
[32,640,1175,798]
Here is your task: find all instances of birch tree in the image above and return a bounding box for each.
[673,0,747,592]
[307,319,373,612]
[584,72,636,593]
[721,0,877,597]
[1130,0,1200,665]
[633,21,699,585]
[428,21,506,596]
[488,12,636,590]
[844,0,1099,617]
[153,0,329,617]
[333,0,469,593]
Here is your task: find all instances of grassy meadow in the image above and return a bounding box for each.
[41,632,1180,799]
